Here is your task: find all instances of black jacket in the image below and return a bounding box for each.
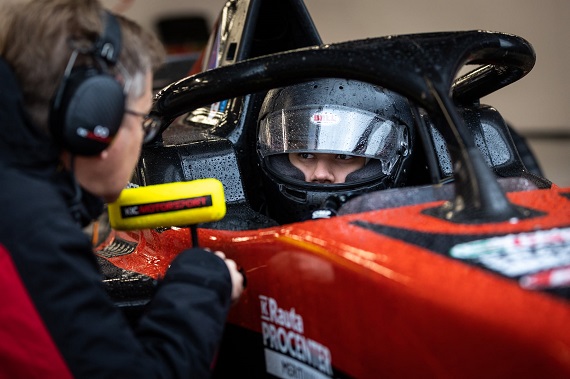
[0,58,233,378]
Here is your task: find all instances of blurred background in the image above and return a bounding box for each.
[3,0,569,186]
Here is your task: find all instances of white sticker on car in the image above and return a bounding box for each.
[449,227,570,278]
[260,295,333,379]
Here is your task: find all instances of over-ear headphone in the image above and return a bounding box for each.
[49,11,125,156]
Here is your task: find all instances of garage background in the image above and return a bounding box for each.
[3,0,569,186]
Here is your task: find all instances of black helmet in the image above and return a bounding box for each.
[257,78,415,224]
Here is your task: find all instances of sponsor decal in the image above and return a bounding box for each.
[209,100,228,119]
[450,227,570,280]
[310,111,340,126]
[120,195,212,218]
[260,295,333,379]
[519,265,570,290]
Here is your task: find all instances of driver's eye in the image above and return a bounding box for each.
[299,153,314,159]
[337,154,352,160]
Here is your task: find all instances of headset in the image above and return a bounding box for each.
[49,11,125,156]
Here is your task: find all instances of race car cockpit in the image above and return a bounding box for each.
[131,0,547,229]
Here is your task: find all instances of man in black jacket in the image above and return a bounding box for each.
[0,0,243,377]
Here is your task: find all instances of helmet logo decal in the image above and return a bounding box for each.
[77,125,112,143]
[311,111,340,126]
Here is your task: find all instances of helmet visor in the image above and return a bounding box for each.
[258,105,408,175]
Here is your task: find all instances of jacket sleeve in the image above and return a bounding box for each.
[7,206,233,379]
[134,248,234,378]
[2,169,236,378]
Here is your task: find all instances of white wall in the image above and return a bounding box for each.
[306,0,570,136]
[99,0,570,135]
[3,0,570,135]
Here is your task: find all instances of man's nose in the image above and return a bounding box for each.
[311,161,335,183]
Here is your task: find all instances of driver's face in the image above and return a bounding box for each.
[288,152,366,183]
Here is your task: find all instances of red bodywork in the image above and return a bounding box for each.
[95,1,570,377]
[97,185,570,378]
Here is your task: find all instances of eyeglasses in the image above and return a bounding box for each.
[124,109,162,144]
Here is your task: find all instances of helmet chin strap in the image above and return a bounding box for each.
[310,192,359,220]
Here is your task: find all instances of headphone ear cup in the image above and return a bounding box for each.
[50,67,125,155]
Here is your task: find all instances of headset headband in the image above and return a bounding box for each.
[94,11,122,65]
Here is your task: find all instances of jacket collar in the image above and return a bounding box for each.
[0,58,104,226]
[0,58,60,171]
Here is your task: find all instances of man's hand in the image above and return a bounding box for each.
[213,251,245,304]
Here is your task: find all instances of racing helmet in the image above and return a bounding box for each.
[257,78,416,224]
